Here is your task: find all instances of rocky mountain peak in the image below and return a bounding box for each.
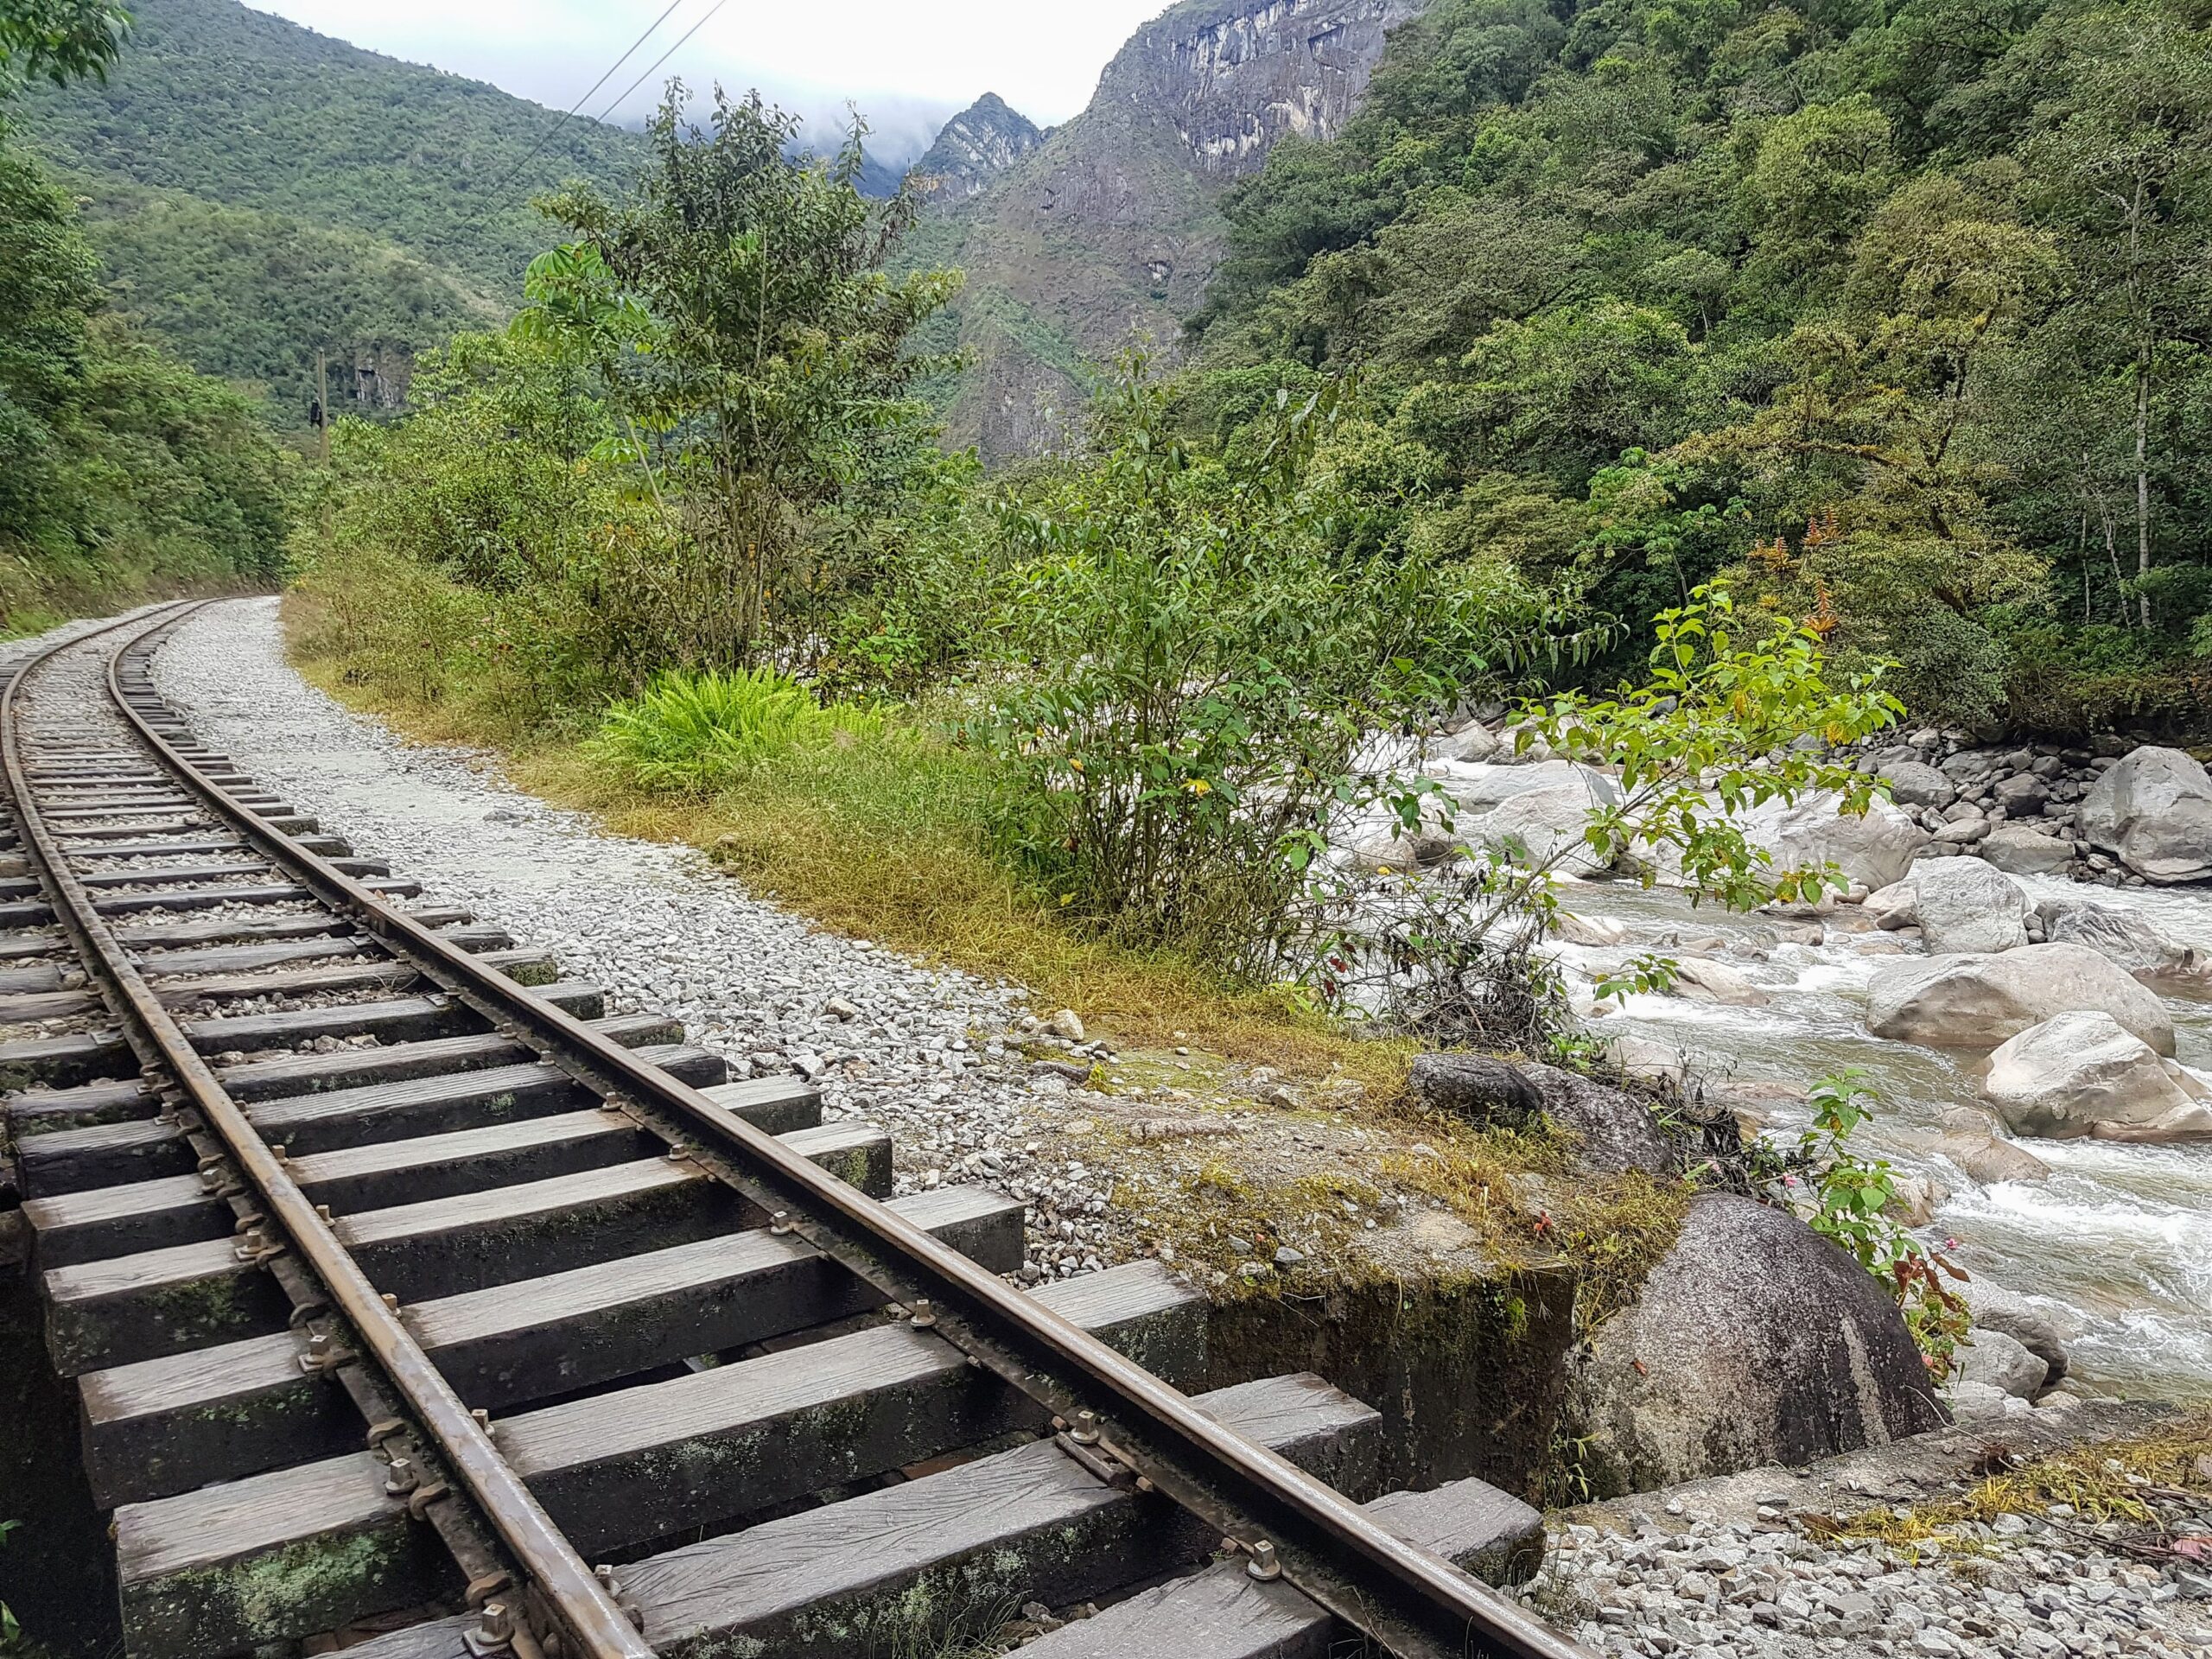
[1101,0,1428,177]
[915,92,1046,203]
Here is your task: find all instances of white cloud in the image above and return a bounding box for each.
[247,0,1170,156]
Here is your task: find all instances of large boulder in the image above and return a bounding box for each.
[1444,760,1619,811]
[1910,859,2031,955]
[1866,943,2176,1054]
[1667,957,1769,1007]
[1881,760,1956,809]
[1471,778,1618,874]
[1981,1011,2212,1142]
[2037,896,2209,981]
[2079,746,2212,883]
[1435,722,1500,765]
[1745,791,1924,892]
[1936,1131,2052,1185]
[1962,1281,2070,1389]
[1560,1195,1948,1497]
[1981,825,2077,876]
[1409,1053,1679,1174]
[1954,1328,2049,1401]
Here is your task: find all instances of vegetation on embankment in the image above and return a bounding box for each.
[286,588,1414,1096]
[0,16,291,634]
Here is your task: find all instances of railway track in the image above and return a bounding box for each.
[0,602,1590,1659]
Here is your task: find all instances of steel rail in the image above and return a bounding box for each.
[99,606,1596,1659]
[3,606,654,1659]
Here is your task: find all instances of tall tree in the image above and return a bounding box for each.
[0,0,129,86]
[534,86,961,668]
[2019,1,2212,624]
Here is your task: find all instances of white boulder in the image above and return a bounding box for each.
[1910,859,2031,955]
[2079,745,2212,883]
[1554,911,1630,948]
[1443,759,1618,811]
[2037,897,2208,982]
[1667,957,1769,1007]
[1981,825,2076,876]
[1472,777,1618,874]
[1434,722,1500,765]
[1881,760,1956,809]
[1745,791,1924,892]
[1866,943,2176,1054]
[1865,879,1918,931]
[1954,1328,2050,1401]
[1981,1010,2212,1142]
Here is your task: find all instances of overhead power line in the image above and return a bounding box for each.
[594,0,734,124]
[487,0,691,199]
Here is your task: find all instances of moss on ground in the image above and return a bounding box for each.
[1804,1409,2212,1549]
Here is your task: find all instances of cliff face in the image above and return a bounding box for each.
[1105,0,1426,176]
[930,0,1427,461]
[915,93,1046,202]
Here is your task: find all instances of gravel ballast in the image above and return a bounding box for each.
[150,597,1116,1279]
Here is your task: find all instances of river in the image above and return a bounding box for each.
[1535,859,2212,1404]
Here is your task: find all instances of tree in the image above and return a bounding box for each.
[1678,166,2057,716]
[0,0,128,86]
[2019,2,2212,626]
[538,86,962,670]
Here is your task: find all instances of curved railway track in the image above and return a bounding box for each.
[0,602,1591,1659]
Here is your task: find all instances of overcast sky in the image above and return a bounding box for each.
[250,1,1170,157]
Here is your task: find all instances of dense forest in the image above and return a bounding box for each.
[1186,0,2212,729]
[13,0,645,418]
[0,2,288,627]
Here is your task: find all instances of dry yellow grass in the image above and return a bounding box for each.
[289,632,1418,1097]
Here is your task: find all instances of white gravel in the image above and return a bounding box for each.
[149,598,1114,1278]
[1519,1508,2212,1659]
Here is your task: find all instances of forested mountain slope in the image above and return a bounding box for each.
[922,0,1430,462]
[10,0,643,417]
[1185,0,2212,728]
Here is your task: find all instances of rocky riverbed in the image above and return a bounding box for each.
[1380,720,2212,1411]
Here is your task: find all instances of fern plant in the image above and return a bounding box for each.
[592,668,882,795]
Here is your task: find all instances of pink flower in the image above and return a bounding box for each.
[1782,1174,1800,1189]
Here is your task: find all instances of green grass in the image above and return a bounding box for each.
[285,593,1418,1093]
[592,667,887,795]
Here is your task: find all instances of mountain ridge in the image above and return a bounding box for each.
[922,0,1430,461]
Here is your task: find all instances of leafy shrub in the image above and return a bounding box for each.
[983,364,1549,977]
[1768,1069,1970,1379]
[592,667,883,795]
[1313,588,1901,1047]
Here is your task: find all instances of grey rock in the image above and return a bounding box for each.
[1408,1052,1547,1122]
[1993,773,2050,814]
[1964,1282,2070,1387]
[1745,791,1925,891]
[1955,1327,2050,1400]
[1983,1010,2212,1142]
[1559,1195,1948,1498]
[1410,1053,1678,1175]
[1936,1131,2053,1185]
[2037,895,2208,980]
[1436,721,1500,764]
[1882,760,1957,809]
[1865,943,2177,1054]
[2079,745,2212,883]
[1910,858,2031,954]
[1981,826,2076,876]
